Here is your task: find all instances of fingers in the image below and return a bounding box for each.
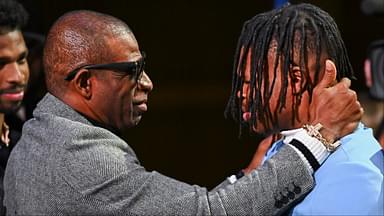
[317,59,337,89]
[310,60,363,140]
[311,78,362,140]
[328,78,353,99]
[334,91,363,138]
[334,77,351,90]
[347,95,363,119]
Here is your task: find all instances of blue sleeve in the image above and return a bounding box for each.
[262,140,285,165]
[292,161,384,215]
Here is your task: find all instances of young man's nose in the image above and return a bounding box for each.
[237,82,250,111]
[237,81,251,97]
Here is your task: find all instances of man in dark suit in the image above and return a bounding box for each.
[4,10,362,215]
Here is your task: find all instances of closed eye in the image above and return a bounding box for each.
[17,51,28,62]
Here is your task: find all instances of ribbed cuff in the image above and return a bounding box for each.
[281,128,330,173]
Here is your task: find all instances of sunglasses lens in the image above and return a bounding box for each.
[135,59,145,81]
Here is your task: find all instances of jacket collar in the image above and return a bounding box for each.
[34,93,121,136]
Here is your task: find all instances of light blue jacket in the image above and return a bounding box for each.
[263,123,384,215]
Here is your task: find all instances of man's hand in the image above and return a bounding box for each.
[309,60,363,143]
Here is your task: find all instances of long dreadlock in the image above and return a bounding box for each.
[225,3,354,137]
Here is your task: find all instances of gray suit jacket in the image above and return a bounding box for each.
[4,93,313,215]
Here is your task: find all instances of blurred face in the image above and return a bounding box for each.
[0,30,29,114]
[92,33,153,131]
[238,42,324,134]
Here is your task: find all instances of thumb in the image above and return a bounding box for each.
[317,59,337,88]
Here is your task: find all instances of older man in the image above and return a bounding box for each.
[4,10,361,215]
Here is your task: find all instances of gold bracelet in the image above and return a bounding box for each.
[303,123,340,152]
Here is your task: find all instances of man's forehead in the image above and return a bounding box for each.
[105,30,137,45]
[0,30,27,54]
[104,33,141,60]
[0,30,25,45]
[269,37,320,61]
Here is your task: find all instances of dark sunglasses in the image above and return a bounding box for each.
[64,52,146,82]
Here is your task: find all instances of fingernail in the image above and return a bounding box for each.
[326,60,331,71]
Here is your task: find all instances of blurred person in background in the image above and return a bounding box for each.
[361,39,384,147]
[0,0,29,214]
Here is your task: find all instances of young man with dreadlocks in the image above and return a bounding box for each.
[226,3,383,215]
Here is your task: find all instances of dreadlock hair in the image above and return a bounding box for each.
[0,0,28,34]
[225,3,354,136]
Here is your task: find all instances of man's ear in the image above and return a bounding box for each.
[73,69,92,99]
